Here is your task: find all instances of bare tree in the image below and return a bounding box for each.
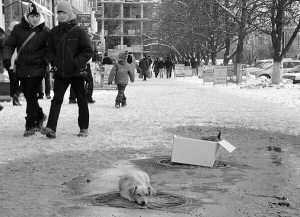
[256,0,300,84]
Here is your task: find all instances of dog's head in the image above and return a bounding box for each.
[128,185,156,206]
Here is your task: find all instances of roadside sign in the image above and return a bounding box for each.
[198,66,204,78]
[203,65,214,84]
[213,66,227,85]
[175,64,185,77]
[77,14,91,30]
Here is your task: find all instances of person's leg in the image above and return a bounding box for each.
[38,80,44,99]
[143,73,147,81]
[70,77,89,133]
[45,72,51,99]
[115,84,123,108]
[121,84,127,107]
[45,75,69,133]
[23,76,43,136]
[86,68,95,103]
[69,86,77,103]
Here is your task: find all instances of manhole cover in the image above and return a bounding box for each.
[92,191,188,209]
[157,158,229,168]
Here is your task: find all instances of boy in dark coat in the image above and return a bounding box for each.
[108,52,134,108]
[41,1,93,138]
[2,2,50,136]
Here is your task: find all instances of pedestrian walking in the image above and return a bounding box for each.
[191,58,198,76]
[2,21,23,106]
[147,55,152,67]
[2,2,50,136]
[108,52,134,108]
[158,57,165,78]
[165,56,174,79]
[0,27,5,111]
[41,1,93,139]
[128,52,137,73]
[139,55,149,81]
[102,52,113,65]
[153,58,159,78]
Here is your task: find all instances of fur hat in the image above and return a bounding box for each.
[119,52,128,60]
[26,2,41,17]
[57,1,73,17]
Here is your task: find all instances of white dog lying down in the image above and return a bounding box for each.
[119,170,157,206]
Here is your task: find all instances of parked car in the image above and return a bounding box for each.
[242,59,273,76]
[282,65,300,83]
[248,59,300,79]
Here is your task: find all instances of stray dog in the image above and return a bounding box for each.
[119,170,157,206]
[201,130,221,142]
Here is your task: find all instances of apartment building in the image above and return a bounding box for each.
[97,0,161,60]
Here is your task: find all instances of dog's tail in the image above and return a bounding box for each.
[217,130,221,141]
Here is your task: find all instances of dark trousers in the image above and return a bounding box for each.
[38,72,51,97]
[166,68,172,78]
[69,68,93,100]
[7,69,22,97]
[46,75,89,132]
[20,76,44,129]
[116,84,127,104]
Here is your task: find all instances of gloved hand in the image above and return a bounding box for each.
[108,82,112,85]
[3,59,11,71]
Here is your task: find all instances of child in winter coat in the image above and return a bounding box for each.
[108,52,135,108]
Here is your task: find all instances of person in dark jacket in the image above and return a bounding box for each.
[152,58,159,78]
[40,1,93,139]
[3,21,23,106]
[158,57,165,78]
[102,52,113,65]
[147,55,152,67]
[165,56,174,79]
[108,52,134,108]
[139,55,149,81]
[191,58,198,76]
[2,2,50,137]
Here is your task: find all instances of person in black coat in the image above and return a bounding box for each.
[164,56,174,79]
[153,58,159,78]
[41,1,93,139]
[158,57,165,78]
[3,2,50,137]
[138,55,149,81]
[102,52,113,65]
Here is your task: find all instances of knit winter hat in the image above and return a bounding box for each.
[26,2,41,17]
[119,52,128,60]
[57,1,73,17]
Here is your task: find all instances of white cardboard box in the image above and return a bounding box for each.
[171,135,236,167]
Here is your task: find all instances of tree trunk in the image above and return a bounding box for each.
[272,61,282,84]
[236,1,247,84]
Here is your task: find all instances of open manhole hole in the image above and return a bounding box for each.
[157,158,229,169]
[92,191,188,210]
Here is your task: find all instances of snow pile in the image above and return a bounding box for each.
[240,74,294,89]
